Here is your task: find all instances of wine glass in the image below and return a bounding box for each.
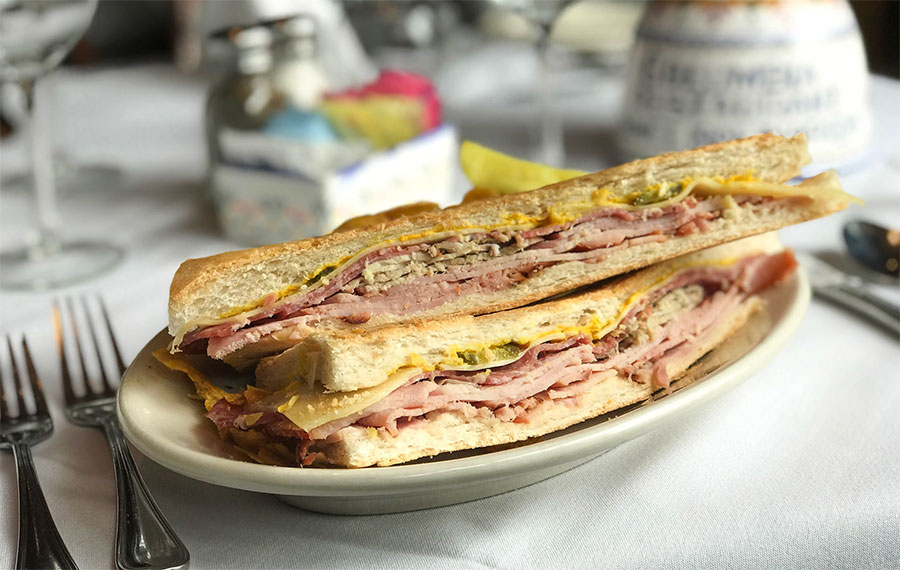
[1,71,124,194]
[0,0,123,290]
[490,0,572,167]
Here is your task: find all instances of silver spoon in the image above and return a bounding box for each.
[843,220,900,279]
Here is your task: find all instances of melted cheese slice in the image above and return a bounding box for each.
[154,348,419,431]
[152,349,243,410]
[266,371,418,431]
[692,170,858,203]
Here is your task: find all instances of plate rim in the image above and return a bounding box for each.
[119,269,810,497]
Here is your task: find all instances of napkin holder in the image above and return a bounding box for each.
[211,124,457,246]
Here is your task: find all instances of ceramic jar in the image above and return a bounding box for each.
[621,0,871,170]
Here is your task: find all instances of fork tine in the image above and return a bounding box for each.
[66,296,95,397]
[81,296,115,395]
[98,295,127,376]
[7,335,28,415]
[53,299,78,406]
[21,337,48,415]
[0,350,8,420]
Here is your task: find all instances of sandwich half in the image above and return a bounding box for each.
[169,134,849,368]
[157,233,797,468]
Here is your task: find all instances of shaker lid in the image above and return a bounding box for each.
[233,25,273,50]
[281,15,317,38]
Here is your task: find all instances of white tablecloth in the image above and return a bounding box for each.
[1,64,899,570]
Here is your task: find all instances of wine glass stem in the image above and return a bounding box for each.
[19,78,61,259]
[536,26,563,166]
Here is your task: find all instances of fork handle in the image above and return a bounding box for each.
[12,442,79,570]
[100,416,190,570]
[816,284,900,335]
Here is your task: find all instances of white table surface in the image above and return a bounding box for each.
[1,64,899,570]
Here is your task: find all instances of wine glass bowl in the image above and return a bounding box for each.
[0,0,97,82]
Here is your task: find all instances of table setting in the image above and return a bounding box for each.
[1,1,899,569]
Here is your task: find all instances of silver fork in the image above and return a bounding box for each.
[54,297,189,570]
[1,335,79,570]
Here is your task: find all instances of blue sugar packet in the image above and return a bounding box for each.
[263,108,339,142]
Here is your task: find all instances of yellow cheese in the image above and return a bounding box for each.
[215,284,302,320]
[406,353,430,370]
[241,412,263,427]
[152,349,244,410]
[266,370,418,432]
[155,347,419,432]
[692,170,859,203]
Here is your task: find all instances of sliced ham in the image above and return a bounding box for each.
[186,195,751,358]
[204,249,796,458]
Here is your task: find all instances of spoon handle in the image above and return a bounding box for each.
[816,283,900,336]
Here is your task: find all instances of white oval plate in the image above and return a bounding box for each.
[119,270,809,515]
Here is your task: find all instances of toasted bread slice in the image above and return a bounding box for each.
[318,296,761,468]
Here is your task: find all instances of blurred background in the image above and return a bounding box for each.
[0,0,897,289]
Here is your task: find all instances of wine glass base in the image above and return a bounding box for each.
[2,163,124,194]
[59,164,125,192]
[0,241,123,290]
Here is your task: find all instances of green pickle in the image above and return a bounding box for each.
[306,265,336,286]
[457,342,524,366]
[632,182,683,206]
